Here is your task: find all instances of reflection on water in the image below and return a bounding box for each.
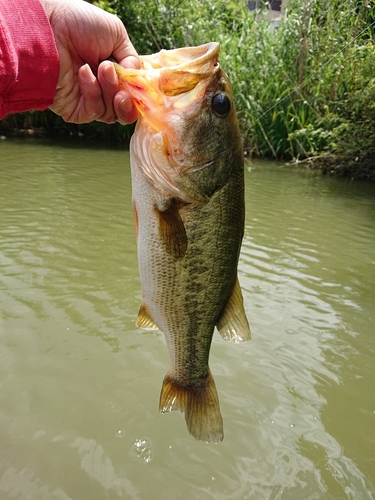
[0,139,374,499]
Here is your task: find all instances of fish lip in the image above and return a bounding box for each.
[141,42,220,72]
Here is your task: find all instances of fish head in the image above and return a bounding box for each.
[115,43,243,204]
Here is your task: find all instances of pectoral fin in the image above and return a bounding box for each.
[155,200,187,259]
[136,302,159,330]
[216,277,251,343]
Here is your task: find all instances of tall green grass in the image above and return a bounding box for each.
[105,0,375,174]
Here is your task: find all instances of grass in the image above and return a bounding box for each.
[113,0,375,176]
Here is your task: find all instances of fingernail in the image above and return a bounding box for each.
[119,97,133,114]
[81,64,95,83]
[103,64,117,85]
[123,56,141,70]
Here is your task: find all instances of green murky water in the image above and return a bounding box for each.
[0,138,374,499]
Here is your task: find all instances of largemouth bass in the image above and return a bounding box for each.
[114,42,251,442]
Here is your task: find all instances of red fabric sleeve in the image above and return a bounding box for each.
[0,0,59,119]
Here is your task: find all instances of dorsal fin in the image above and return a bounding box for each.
[216,277,251,343]
[136,302,159,330]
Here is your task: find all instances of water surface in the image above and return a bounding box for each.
[0,139,374,499]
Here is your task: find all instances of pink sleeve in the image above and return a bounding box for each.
[0,0,59,119]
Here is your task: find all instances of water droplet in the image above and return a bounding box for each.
[130,438,152,463]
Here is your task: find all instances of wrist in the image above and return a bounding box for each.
[39,0,72,24]
[0,0,60,116]
[38,0,55,19]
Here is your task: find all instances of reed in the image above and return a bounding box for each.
[108,0,375,172]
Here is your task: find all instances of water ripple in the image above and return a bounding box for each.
[0,145,374,499]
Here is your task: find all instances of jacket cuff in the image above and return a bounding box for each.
[0,0,59,119]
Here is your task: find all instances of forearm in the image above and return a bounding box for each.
[0,0,59,119]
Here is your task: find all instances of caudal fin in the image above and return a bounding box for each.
[159,370,224,443]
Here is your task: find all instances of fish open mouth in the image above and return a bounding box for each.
[114,42,221,117]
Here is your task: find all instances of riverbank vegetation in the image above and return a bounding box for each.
[2,0,375,178]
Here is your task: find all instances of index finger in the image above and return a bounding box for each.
[111,21,141,69]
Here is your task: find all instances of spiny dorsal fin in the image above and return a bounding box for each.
[155,200,187,259]
[136,302,159,330]
[159,370,224,443]
[216,277,251,343]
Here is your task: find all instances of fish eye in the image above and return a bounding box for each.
[211,93,231,117]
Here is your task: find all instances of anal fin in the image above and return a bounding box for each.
[136,302,159,330]
[159,370,223,443]
[216,277,251,343]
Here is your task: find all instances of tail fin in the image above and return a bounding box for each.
[159,370,224,443]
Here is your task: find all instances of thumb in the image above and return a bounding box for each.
[119,55,141,69]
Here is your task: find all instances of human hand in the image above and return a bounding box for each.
[41,0,140,124]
